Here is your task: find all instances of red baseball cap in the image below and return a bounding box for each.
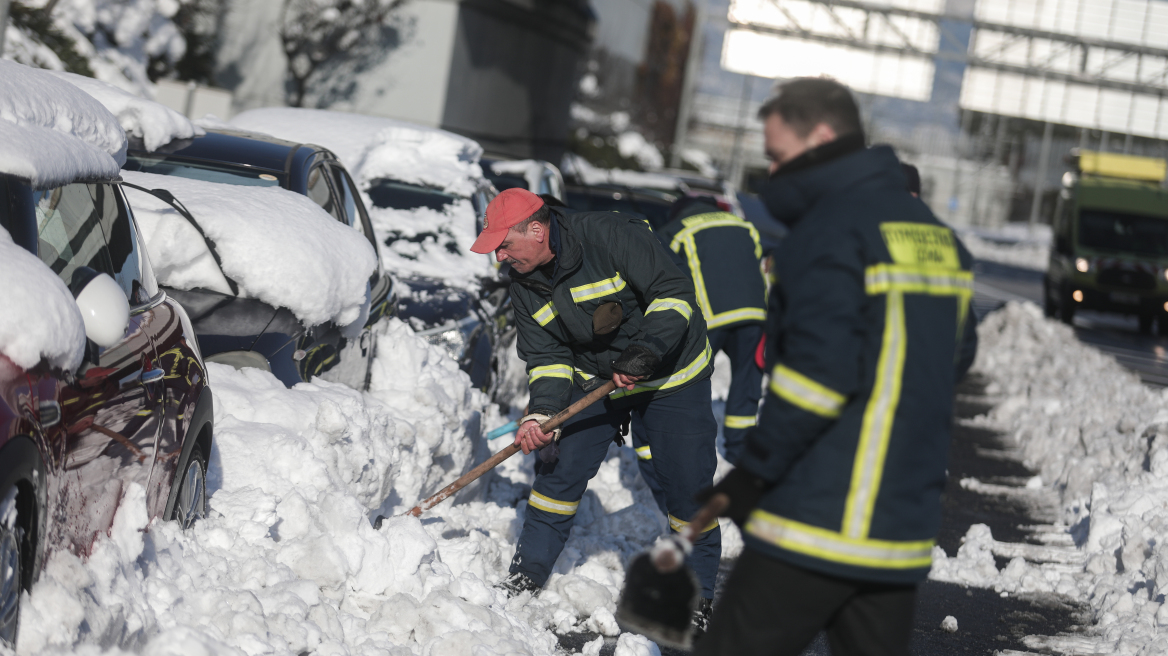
[470,188,545,254]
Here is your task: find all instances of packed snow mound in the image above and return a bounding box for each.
[122,170,377,327]
[0,60,125,188]
[15,319,737,654]
[52,70,203,151]
[929,301,1168,655]
[229,108,486,196]
[0,227,86,371]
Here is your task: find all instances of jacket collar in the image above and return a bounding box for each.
[514,208,583,289]
[760,137,904,227]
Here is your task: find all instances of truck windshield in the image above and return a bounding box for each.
[1078,210,1168,257]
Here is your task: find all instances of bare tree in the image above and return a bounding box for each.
[280,0,410,108]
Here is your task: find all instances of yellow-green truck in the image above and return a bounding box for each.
[1045,150,1168,333]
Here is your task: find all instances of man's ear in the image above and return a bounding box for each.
[530,220,546,243]
[807,122,839,149]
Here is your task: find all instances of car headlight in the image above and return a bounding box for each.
[418,315,481,362]
[1075,257,1091,273]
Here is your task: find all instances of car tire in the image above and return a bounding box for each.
[1043,278,1057,318]
[1058,285,1076,325]
[172,445,207,529]
[0,521,22,649]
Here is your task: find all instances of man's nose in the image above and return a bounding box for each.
[495,249,505,262]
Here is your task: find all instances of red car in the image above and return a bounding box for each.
[0,173,212,646]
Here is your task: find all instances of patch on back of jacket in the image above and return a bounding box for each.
[879,222,959,268]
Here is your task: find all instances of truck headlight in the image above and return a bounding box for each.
[1075,257,1091,273]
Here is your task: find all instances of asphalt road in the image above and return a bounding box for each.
[973,259,1168,386]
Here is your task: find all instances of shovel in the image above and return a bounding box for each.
[391,380,618,520]
[615,492,729,650]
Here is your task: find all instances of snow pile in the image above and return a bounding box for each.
[561,153,681,191]
[3,0,189,98]
[615,132,664,172]
[0,60,125,188]
[16,318,740,654]
[228,108,485,196]
[52,71,203,151]
[929,301,1168,654]
[958,225,1051,270]
[122,170,377,327]
[0,226,86,371]
[490,159,548,192]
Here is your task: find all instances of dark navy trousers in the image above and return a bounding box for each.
[708,323,764,464]
[510,378,722,599]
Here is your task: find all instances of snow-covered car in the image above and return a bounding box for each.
[481,158,565,200]
[229,108,509,393]
[0,62,211,647]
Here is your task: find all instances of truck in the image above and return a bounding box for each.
[1044,149,1168,334]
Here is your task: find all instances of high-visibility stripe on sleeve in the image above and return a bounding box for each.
[668,514,719,534]
[528,364,572,385]
[724,415,758,429]
[533,301,558,326]
[745,510,933,570]
[635,445,652,460]
[865,264,974,298]
[769,364,847,419]
[706,307,767,330]
[570,273,627,303]
[645,297,693,322]
[528,491,579,515]
[610,341,713,399]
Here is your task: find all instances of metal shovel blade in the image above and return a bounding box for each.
[615,551,700,650]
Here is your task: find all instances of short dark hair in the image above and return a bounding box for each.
[512,203,551,233]
[757,77,863,139]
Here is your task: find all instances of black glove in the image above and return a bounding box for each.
[695,467,768,527]
[611,344,660,378]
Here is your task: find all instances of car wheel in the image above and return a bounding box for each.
[0,522,22,648]
[173,446,207,529]
[1058,285,1076,325]
[1043,278,1056,318]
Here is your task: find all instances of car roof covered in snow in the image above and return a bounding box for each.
[51,71,204,152]
[0,60,125,189]
[127,128,317,175]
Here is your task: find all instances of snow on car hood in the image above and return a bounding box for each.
[0,226,86,371]
[369,200,495,292]
[0,60,125,188]
[122,170,376,327]
[228,107,486,196]
[51,70,204,151]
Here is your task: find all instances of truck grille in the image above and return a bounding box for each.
[1097,268,1156,290]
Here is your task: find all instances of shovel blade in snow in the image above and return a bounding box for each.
[615,551,700,650]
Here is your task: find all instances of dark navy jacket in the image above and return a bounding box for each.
[657,208,767,331]
[511,208,712,415]
[741,145,978,584]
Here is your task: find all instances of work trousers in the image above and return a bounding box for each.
[510,378,721,599]
[694,548,917,656]
[708,323,764,464]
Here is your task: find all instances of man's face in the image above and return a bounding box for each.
[495,221,550,274]
[763,114,838,174]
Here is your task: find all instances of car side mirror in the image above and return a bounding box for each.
[70,267,130,348]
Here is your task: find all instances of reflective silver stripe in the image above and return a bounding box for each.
[570,273,627,303]
[724,415,758,429]
[529,364,572,385]
[843,291,907,539]
[645,297,693,322]
[529,490,579,515]
[864,265,974,297]
[746,510,933,569]
[533,301,558,326]
[611,342,712,399]
[635,445,652,460]
[769,365,847,419]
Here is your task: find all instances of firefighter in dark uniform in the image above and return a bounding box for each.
[657,196,767,464]
[695,78,978,656]
[469,188,721,629]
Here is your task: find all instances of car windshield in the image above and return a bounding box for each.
[124,154,284,187]
[1078,209,1168,257]
[366,179,462,212]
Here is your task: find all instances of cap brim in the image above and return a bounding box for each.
[470,228,506,254]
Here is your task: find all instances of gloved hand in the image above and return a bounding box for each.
[695,467,769,527]
[514,413,562,455]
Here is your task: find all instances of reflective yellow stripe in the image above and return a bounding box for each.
[669,213,762,260]
[669,514,719,533]
[645,297,693,322]
[746,509,933,569]
[529,364,572,385]
[865,264,974,298]
[611,341,713,399]
[533,301,558,326]
[528,490,579,515]
[769,364,847,419]
[724,415,757,429]
[635,445,653,460]
[843,291,907,539]
[570,272,627,303]
[706,306,766,329]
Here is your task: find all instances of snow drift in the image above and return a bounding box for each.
[0,226,86,372]
[52,71,203,151]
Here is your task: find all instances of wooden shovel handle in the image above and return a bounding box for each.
[403,380,618,517]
